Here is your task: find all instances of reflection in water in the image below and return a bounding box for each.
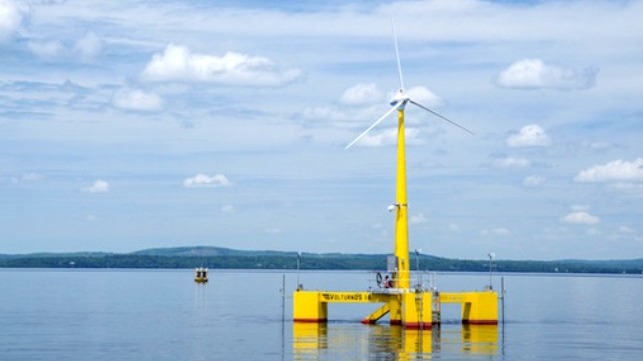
[293,323,499,360]
[193,282,208,310]
[462,324,498,355]
[293,323,328,352]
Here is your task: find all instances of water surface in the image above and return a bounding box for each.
[1,269,641,360]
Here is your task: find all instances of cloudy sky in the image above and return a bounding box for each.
[1,0,642,260]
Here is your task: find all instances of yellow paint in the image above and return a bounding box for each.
[317,291,392,303]
[293,291,397,322]
[293,323,436,359]
[401,328,433,356]
[401,292,432,329]
[292,319,498,358]
[294,290,497,325]
[461,324,498,355]
[292,322,327,351]
[389,296,403,325]
[293,291,327,322]
[440,291,498,324]
[394,108,410,289]
[362,303,391,324]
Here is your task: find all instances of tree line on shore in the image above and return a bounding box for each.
[1,247,642,274]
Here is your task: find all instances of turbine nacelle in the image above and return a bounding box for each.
[390,89,410,107]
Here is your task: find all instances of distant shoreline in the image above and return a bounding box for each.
[1,246,642,274]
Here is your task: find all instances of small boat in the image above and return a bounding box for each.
[194,267,208,283]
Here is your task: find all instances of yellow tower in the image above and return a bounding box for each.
[394,108,410,289]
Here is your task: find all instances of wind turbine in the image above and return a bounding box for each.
[346,20,473,290]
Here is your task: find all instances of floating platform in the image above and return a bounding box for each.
[293,288,498,329]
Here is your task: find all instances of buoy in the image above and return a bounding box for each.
[194,267,208,283]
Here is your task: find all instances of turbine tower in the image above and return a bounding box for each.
[346,20,473,290]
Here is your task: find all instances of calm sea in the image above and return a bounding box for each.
[1,269,641,360]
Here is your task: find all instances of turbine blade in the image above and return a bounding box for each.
[391,18,405,91]
[345,101,405,149]
[409,99,474,135]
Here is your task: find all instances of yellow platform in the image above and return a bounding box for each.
[293,288,497,328]
[440,291,498,325]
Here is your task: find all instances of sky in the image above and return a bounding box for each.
[1,0,642,260]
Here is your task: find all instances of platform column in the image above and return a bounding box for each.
[293,291,328,323]
[389,296,403,325]
[461,291,498,325]
[402,292,432,329]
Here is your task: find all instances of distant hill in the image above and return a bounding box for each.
[131,246,403,259]
[0,246,642,274]
[132,246,264,257]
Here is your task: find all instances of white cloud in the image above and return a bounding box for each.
[481,228,511,236]
[618,226,634,234]
[221,204,234,213]
[27,40,64,59]
[21,174,36,182]
[494,228,510,236]
[583,141,613,151]
[183,173,231,188]
[83,180,109,193]
[570,205,589,212]
[406,86,442,108]
[608,183,643,197]
[410,213,427,225]
[493,156,530,168]
[523,175,546,187]
[340,83,382,105]
[574,158,643,182]
[358,128,398,147]
[562,211,600,225]
[0,0,27,40]
[299,105,383,127]
[264,227,281,235]
[357,127,423,147]
[497,58,597,90]
[74,31,102,62]
[507,124,550,147]
[300,105,347,122]
[22,172,41,181]
[9,172,42,184]
[113,88,163,111]
[448,223,459,232]
[142,44,301,86]
[27,32,102,61]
